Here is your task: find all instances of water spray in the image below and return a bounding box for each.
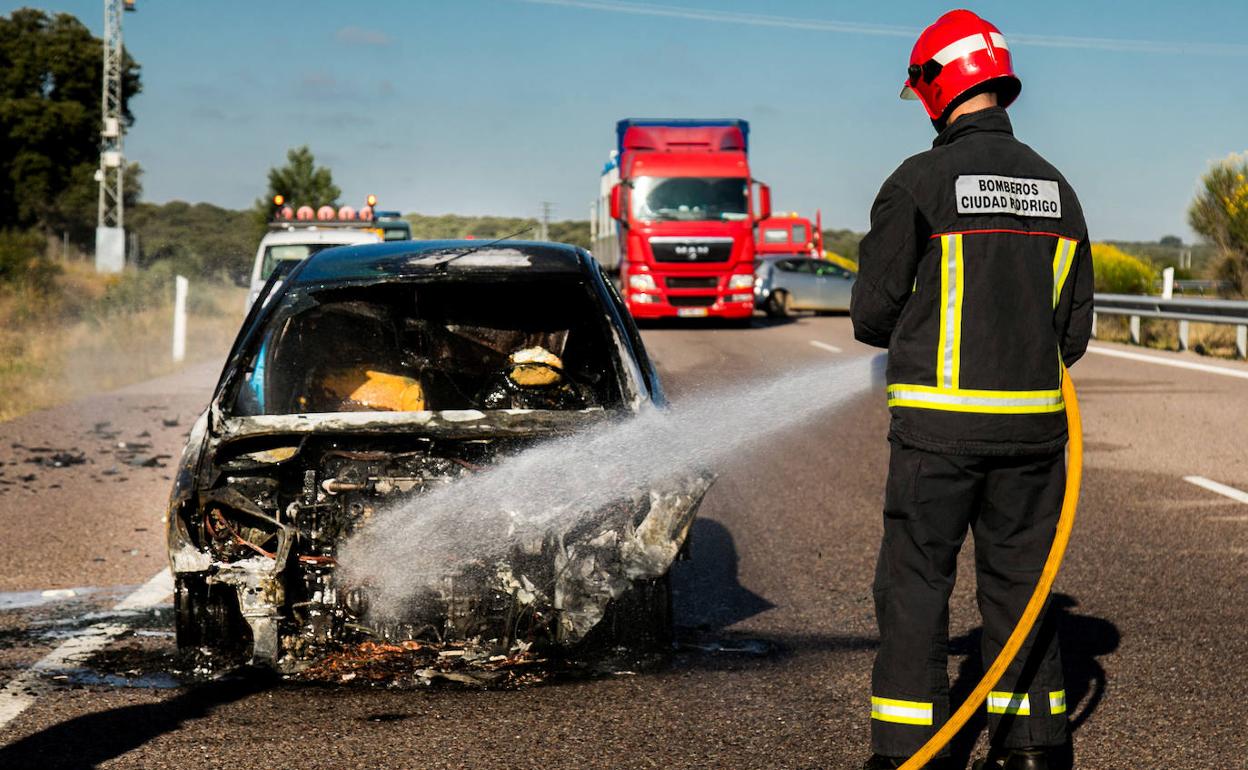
[337,355,880,621]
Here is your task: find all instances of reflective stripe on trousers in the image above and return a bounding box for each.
[871,696,934,726]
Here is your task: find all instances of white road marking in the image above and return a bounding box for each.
[1086,345,1248,380]
[810,341,843,354]
[0,568,172,731]
[1184,476,1248,505]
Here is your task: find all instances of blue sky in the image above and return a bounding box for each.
[13,0,1248,239]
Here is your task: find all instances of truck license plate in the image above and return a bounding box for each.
[677,307,709,318]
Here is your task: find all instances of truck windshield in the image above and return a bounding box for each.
[631,176,748,222]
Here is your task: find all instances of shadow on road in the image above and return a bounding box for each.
[673,517,775,631]
[945,593,1120,769]
[667,517,879,670]
[0,671,274,770]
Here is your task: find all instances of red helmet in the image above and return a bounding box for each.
[900,10,1021,123]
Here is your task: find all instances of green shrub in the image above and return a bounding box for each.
[1091,243,1156,294]
[0,229,61,293]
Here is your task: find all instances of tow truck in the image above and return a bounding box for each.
[246,195,412,310]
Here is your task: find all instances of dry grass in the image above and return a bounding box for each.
[0,263,245,422]
[1093,315,1243,359]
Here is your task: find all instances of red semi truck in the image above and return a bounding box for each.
[590,119,771,320]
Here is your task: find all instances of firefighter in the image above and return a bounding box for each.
[850,10,1094,770]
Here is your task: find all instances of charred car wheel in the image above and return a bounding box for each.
[585,574,674,650]
[175,575,249,660]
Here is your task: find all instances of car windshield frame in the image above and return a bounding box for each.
[220,274,635,420]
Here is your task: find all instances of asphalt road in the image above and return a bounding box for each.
[1,315,1246,769]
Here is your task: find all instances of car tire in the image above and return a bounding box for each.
[175,574,249,659]
[766,290,792,318]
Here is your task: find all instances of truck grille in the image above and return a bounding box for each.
[650,238,733,263]
[667,295,716,308]
[666,276,719,290]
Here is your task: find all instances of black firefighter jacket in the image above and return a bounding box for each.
[851,107,1094,456]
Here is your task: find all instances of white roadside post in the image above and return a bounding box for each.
[172,275,188,363]
[1161,267,1182,351]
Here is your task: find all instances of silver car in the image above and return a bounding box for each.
[754,255,856,317]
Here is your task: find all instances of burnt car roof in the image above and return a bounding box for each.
[291,240,590,286]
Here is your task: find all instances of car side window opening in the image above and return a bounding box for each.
[230,279,623,416]
[814,262,848,278]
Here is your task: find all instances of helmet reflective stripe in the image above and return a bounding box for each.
[1049,690,1068,714]
[986,691,1032,716]
[931,32,1009,66]
[871,696,934,726]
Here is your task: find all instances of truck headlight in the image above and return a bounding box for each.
[727,274,753,290]
[628,274,658,291]
[631,293,657,304]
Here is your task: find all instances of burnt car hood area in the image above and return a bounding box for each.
[166,241,712,672]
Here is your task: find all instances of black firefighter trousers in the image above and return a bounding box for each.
[870,442,1069,757]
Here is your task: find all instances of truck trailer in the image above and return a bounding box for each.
[590,119,771,320]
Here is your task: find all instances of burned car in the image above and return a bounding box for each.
[166,240,711,671]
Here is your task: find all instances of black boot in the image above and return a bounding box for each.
[972,748,1050,770]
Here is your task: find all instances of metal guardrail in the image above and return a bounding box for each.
[1093,293,1248,358]
[1150,279,1233,295]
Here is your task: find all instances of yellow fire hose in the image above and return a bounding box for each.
[899,370,1083,769]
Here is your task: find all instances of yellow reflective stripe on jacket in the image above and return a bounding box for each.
[937,234,965,389]
[871,696,934,726]
[987,691,1031,716]
[888,232,1070,416]
[1052,237,1077,308]
[1049,690,1067,714]
[887,384,1065,415]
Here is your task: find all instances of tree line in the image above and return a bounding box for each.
[3,7,1246,297]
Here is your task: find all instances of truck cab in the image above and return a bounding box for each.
[247,227,381,310]
[756,212,823,259]
[591,119,771,320]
